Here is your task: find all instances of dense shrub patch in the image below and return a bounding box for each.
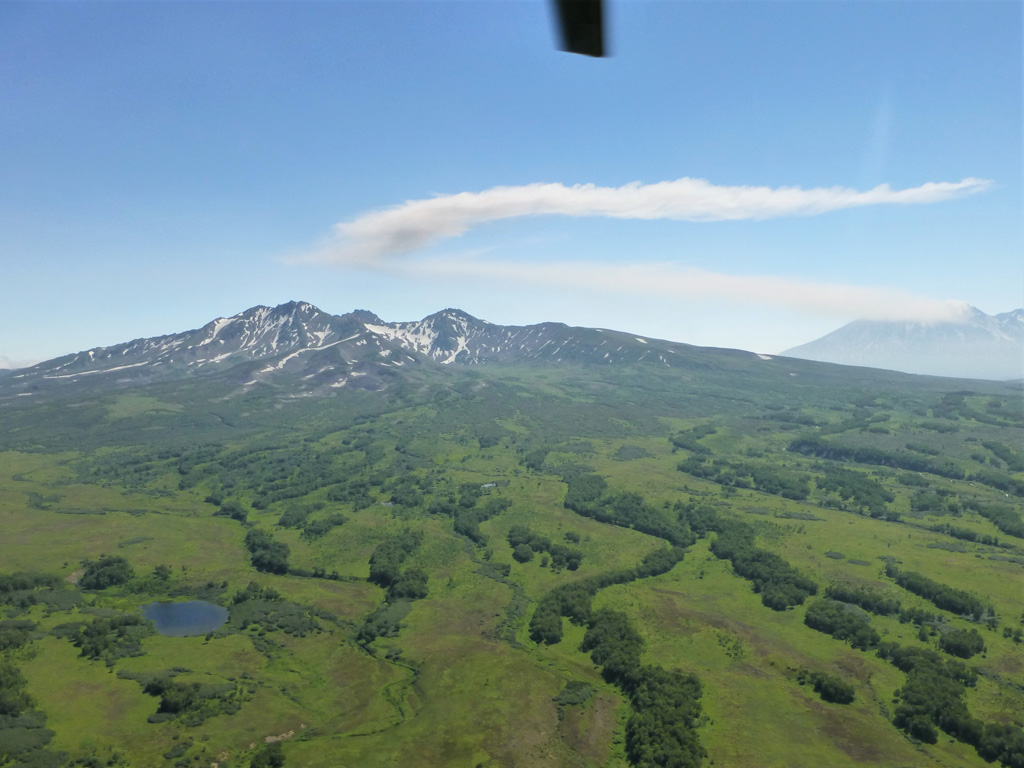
[814,465,894,517]
[803,600,880,650]
[678,456,810,500]
[676,502,817,610]
[78,557,134,590]
[564,475,694,546]
[244,530,290,575]
[507,525,583,570]
[938,628,986,659]
[797,668,855,704]
[60,614,153,665]
[823,583,901,616]
[875,643,1024,765]
[582,610,705,768]
[885,564,991,620]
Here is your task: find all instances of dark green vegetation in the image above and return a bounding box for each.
[1,333,1023,768]
[796,667,856,704]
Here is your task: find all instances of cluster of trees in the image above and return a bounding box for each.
[796,668,855,704]
[0,620,35,652]
[0,659,32,716]
[910,491,955,514]
[676,504,816,610]
[563,475,694,546]
[790,436,1024,499]
[507,525,583,570]
[530,581,602,645]
[357,599,412,647]
[0,573,62,598]
[0,572,72,614]
[68,614,153,664]
[325,476,374,510]
[227,582,328,636]
[763,407,821,427]
[824,582,948,627]
[885,564,991,620]
[522,448,549,472]
[878,642,1024,766]
[669,425,716,454]
[983,441,1024,472]
[1002,626,1024,644]
[968,467,1024,499]
[244,530,290,575]
[299,514,347,540]
[383,472,434,508]
[788,437,964,479]
[823,584,901,616]
[138,674,241,726]
[528,547,687,646]
[212,498,248,522]
[581,609,706,768]
[677,456,810,501]
[250,742,285,768]
[185,445,318,503]
[276,502,348,540]
[429,492,511,547]
[967,502,1024,540]
[78,556,134,590]
[929,522,1001,548]
[0,663,62,768]
[814,465,894,518]
[938,628,986,659]
[614,445,653,461]
[233,581,281,603]
[803,600,880,650]
[368,530,428,601]
[810,672,855,704]
[277,503,319,528]
[177,435,395,513]
[897,472,931,487]
[249,451,358,509]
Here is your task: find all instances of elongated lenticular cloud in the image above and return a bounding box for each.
[308,176,991,263]
[411,259,971,323]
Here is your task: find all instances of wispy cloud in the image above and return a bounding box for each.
[302,176,991,264]
[404,258,971,323]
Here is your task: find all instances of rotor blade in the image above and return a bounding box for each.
[553,0,605,57]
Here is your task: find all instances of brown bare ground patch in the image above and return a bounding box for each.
[558,691,619,767]
[989,654,1023,675]
[651,588,786,660]
[833,654,873,684]
[801,696,887,763]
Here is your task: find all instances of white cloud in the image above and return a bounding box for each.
[402,257,971,323]
[302,176,991,263]
[0,356,40,370]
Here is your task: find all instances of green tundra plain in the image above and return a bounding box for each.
[1,356,1023,768]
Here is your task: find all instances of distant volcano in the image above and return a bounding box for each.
[783,307,1024,380]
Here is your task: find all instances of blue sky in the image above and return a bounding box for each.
[1,1,1020,365]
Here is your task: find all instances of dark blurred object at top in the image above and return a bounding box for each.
[553,0,606,57]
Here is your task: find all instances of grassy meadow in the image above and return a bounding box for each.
[1,361,1022,767]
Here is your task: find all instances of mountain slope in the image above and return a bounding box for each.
[1,301,764,400]
[783,307,1024,380]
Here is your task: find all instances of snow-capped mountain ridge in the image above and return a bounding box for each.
[6,301,744,398]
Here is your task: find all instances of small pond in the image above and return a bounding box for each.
[141,600,228,637]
